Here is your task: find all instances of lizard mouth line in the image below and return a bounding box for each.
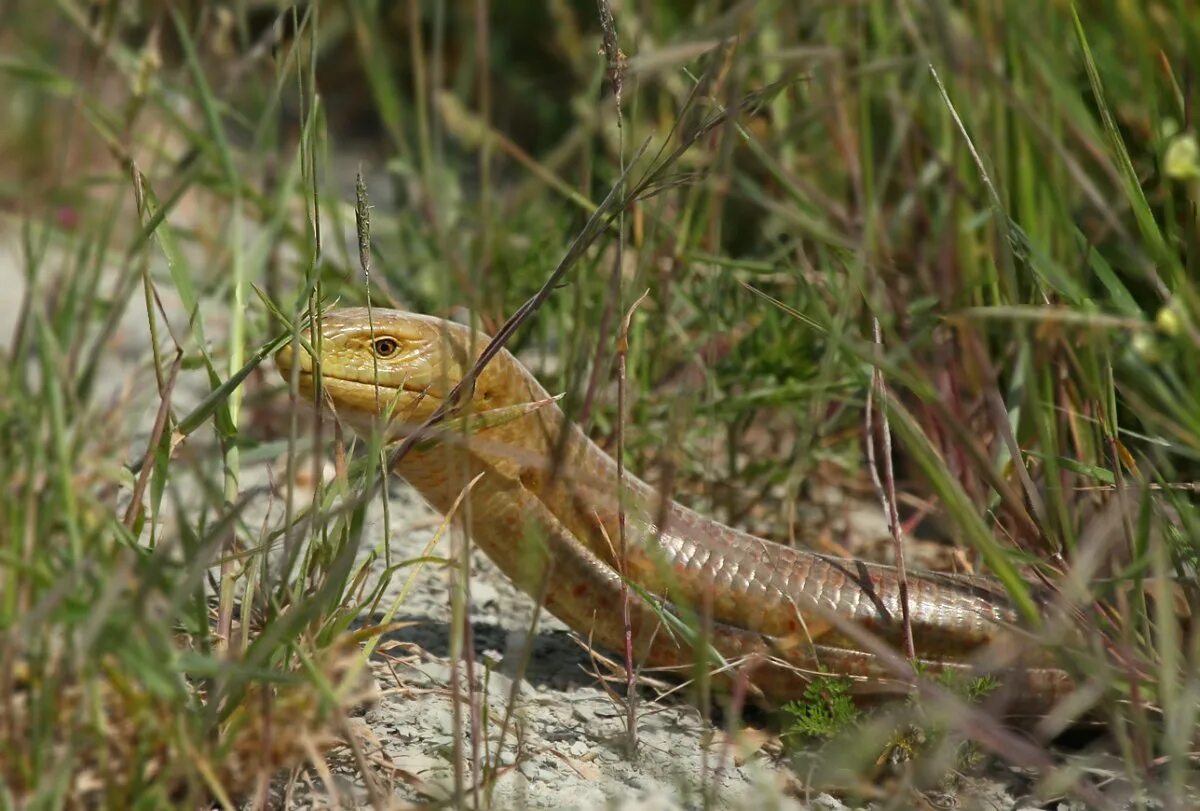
[286,368,445,418]
[297,369,439,393]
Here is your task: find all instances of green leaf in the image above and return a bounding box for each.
[1024,451,1116,485]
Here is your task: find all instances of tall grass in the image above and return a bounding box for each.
[1,0,1198,807]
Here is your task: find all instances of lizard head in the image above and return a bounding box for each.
[274,307,522,439]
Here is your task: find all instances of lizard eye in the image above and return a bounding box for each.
[372,337,400,358]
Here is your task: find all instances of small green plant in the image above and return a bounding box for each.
[908,661,1001,707]
[882,668,1002,774]
[780,674,861,743]
[937,671,999,705]
[937,672,998,771]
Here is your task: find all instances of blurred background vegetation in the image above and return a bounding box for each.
[2,0,1200,806]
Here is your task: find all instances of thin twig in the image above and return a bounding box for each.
[337,718,388,811]
[865,318,915,661]
[615,291,648,757]
[709,657,756,802]
[122,349,183,529]
[597,0,635,758]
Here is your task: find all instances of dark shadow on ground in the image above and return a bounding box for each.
[367,614,607,693]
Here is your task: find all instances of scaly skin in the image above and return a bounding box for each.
[275,308,1072,710]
